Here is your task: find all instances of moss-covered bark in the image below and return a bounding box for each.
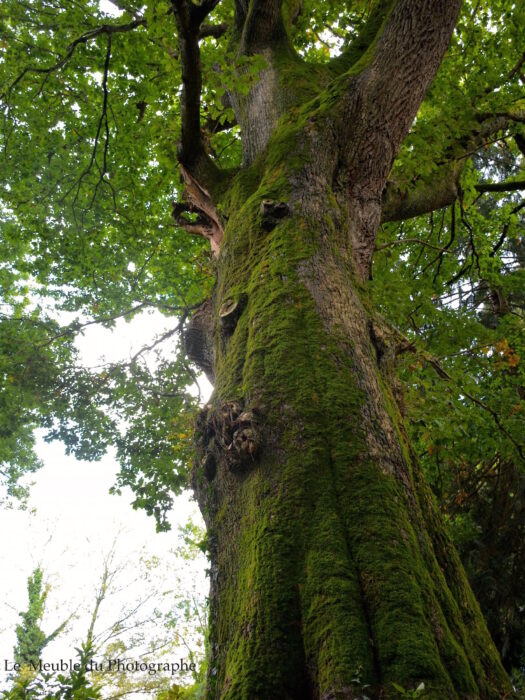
[178,3,514,697]
[190,125,512,698]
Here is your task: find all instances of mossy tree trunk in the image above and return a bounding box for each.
[174,1,513,697]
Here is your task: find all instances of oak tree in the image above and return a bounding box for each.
[1,0,524,697]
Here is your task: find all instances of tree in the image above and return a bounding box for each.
[11,568,70,672]
[81,538,207,699]
[4,567,98,700]
[1,0,524,698]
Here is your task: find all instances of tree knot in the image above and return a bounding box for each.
[194,400,261,478]
[260,200,290,231]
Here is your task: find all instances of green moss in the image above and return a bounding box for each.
[330,0,396,76]
[203,125,511,698]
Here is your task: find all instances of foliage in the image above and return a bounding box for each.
[391,682,426,699]
[10,568,70,674]
[12,568,49,670]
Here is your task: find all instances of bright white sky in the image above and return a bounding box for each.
[0,312,212,695]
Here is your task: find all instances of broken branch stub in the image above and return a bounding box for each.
[260,199,290,231]
[173,165,224,256]
[219,293,247,336]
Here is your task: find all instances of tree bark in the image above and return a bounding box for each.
[181,2,513,697]
[191,150,511,700]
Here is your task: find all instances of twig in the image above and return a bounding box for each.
[375,238,450,253]
[3,20,145,100]
[489,200,525,257]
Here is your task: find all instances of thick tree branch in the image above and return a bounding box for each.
[171,0,223,186]
[227,0,299,166]
[205,113,237,134]
[476,109,525,126]
[381,113,522,222]
[199,22,229,39]
[168,2,234,257]
[335,0,462,278]
[381,174,525,223]
[475,179,525,194]
[172,1,205,167]
[381,164,460,223]
[351,0,463,177]
[236,0,285,52]
[332,0,395,74]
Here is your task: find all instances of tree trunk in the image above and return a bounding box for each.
[190,128,511,700]
[179,3,513,697]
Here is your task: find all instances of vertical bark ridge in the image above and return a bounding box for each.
[298,234,511,697]
[299,251,460,695]
[326,449,382,688]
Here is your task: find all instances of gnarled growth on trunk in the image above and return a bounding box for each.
[172,0,513,697]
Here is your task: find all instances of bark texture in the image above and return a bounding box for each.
[192,122,511,700]
[176,1,513,697]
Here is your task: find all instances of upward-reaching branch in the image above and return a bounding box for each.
[336,0,462,277]
[171,0,222,184]
[170,0,228,254]
[238,0,285,53]
[331,0,395,74]
[229,0,297,166]
[360,0,462,159]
